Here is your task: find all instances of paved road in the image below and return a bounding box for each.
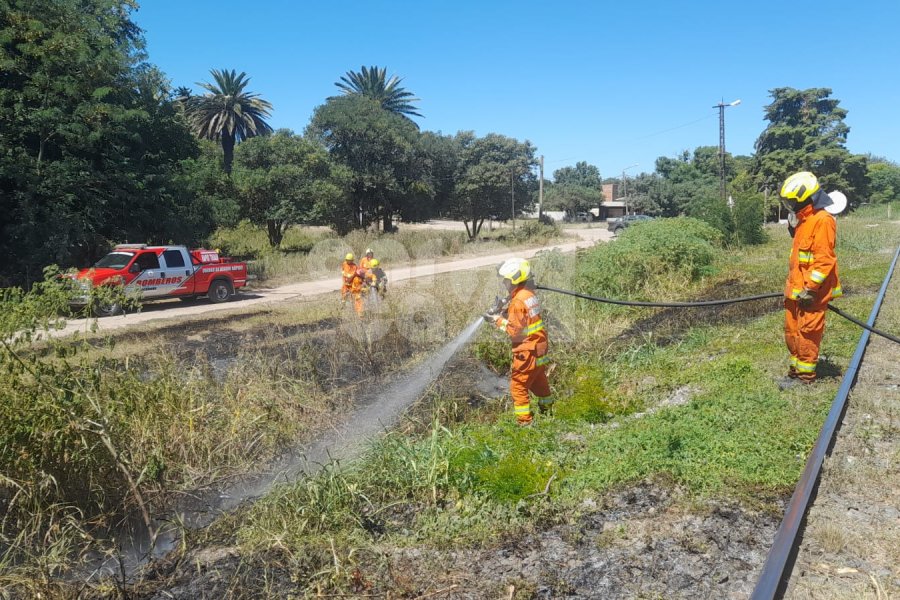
[54,226,612,338]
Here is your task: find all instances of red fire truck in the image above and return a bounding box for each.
[72,244,248,316]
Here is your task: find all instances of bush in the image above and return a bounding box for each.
[732,195,767,245]
[209,220,273,259]
[510,220,562,244]
[574,217,721,300]
[687,195,767,247]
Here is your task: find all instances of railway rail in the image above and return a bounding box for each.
[751,245,900,599]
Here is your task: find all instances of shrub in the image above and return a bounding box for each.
[209,220,273,259]
[687,195,767,247]
[574,217,720,300]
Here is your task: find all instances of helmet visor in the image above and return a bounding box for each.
[780,197,801,215]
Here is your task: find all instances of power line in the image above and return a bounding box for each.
[631,113,716,141]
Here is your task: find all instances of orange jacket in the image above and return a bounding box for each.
[341,260,357,286]
[359,256,374,270]
[350,267,366,293]
[784,205,842,308]
[495,285,548,355]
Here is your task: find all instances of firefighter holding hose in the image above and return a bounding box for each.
[484,258,553,425]
[778,171,842,388]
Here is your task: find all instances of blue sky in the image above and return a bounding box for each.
[134,0,900,180]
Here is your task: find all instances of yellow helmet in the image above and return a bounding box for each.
[370,259,380,267]
[498,258,531,285]
[345,253,354,261]
[780,172,819,204]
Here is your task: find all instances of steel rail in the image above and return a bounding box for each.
[751,244,900,600]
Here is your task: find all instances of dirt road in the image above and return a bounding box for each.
[53,226,611,338]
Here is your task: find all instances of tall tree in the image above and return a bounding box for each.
[188,69,273,174]
[752,87,868,204]
[233,130,349,246]
[553,161,602,188]
[866,157,900,204]
[334,65,422,119]
[545,161,602,215]
[0,0,208,284]
[447,132,538,239]
[307,95,432,233]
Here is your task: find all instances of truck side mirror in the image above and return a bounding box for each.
[129,263,141,274]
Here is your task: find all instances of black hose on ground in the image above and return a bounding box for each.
[536,285,900,345]
[535,285,782,308]
[827,304,900,344]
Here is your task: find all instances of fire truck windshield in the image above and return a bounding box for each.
[94,252,135,270]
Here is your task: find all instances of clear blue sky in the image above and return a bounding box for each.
[134,0,900,180]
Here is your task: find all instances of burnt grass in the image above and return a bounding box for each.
[122,346,787,599]
[612,279,783,350]
[130,481,782,599]
[63,294,791,598]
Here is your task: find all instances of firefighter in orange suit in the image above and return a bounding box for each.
[484,258,552,425]
[779,172,842,388]
[359,248,375,270]
[350,267,366,315]
[340,253,356,304]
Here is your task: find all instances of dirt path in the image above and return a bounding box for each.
[53,226,610,339]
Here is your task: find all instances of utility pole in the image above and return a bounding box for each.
[510,169,516,232]
[714,99,741,202]
[620,164,638,216]
[538,155,544,221]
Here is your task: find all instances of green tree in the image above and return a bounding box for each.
[0,0,208,284]
[651,149,719,216]
[307,95,432,233]
[553,161,602,188]
[446,132,538,239]
[418,131,460,217]
[233,130,349,246]
[866,157,900,204]
[334,65,422,119]
[544,161,603,216]
[188,69,273,175]
[752,87,869,204]
[177,140,240,228]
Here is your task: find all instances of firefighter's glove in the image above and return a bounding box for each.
[482,311,499,323]
[797,288,815,306]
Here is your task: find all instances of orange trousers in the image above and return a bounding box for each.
[510,348,551,424]
[784,300,826,381]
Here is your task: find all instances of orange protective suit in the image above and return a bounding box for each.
[359,256,374,270]
[783,205,842,381]
[350,267,366,315]
[494,284,551,424]
[341,260,356,303]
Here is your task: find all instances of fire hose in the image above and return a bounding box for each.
[535,285,900,345]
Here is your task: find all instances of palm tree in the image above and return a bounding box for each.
[335,65,422,119]
[188,69,273,174]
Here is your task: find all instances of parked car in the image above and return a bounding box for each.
[563,211,593,223]
[608,214,653,234]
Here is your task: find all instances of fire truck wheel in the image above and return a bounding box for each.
[93,302,122,317]
[208,280,232,303]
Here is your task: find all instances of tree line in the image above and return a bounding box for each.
[3,1,899,286]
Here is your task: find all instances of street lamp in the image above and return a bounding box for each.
[713,98,741,202]
[620,163,638,215]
